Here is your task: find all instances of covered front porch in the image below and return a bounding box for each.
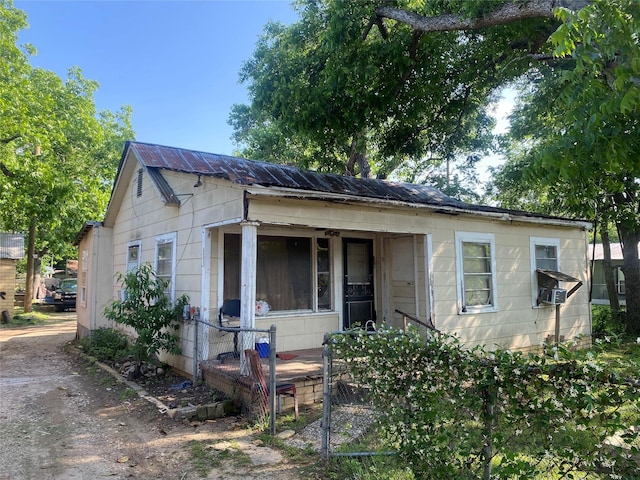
[199,220,435,355]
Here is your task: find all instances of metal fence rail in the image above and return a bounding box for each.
[321,331,396,465]
[194,317,279,433]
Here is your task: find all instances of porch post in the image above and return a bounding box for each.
[240,221,258,373]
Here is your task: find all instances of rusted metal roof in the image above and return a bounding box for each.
[128,141,467,209]
[123,141,589,226]
[588,242,640,261]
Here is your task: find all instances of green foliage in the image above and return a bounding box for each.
[103,264,188,366]
[1,307,48,327]
[79,327,131,362]
[592,305,627,340]
[330,326,640,479]
[0,0,134,263]
[230,0,499,187]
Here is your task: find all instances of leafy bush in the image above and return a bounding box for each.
[330,326,640,479]
[592,304,626,339]
[103,263,188,372]
[79,327,130,362]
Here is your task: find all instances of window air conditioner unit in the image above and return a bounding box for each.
[543,288,567,305]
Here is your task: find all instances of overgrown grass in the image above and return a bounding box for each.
[118,388,138,401]
[1,306,51,327]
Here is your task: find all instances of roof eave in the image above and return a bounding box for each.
[244,186,593,230]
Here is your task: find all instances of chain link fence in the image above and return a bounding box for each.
[194,317,279,433]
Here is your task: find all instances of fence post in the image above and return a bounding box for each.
[269,324,277,435]
[193,317,199,382]
[321,336,332,460]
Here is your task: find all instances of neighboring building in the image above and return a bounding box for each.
[0,232,25,318]
[77,141,593,375]
[589,242,639,306]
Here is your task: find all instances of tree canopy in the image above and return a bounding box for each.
[231,0,544,195]
[0,0,133,309]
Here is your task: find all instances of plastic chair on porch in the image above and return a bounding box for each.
[244,348,299,420]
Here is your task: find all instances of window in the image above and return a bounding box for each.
[155,233,176,301]
[127,242,141,273]
[615,266,625,295]
[455,232,497,313]
[80,249,88,306]
[223,233,331,312]
[530,237,560,306]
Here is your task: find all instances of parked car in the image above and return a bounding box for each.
[54,278,77,312]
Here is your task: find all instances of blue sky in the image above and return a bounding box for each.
[15,0,298,155]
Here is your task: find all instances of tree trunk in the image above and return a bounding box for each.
[23,219,36,313]
[600,226,621,317]
[346,134,371,178]
[618,224,640,335]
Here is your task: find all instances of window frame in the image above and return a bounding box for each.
[530,237,561,307]
[155,232,177,302]
[455,232,498,314]
[222,231,333,314]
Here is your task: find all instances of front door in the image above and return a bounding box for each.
[343,238,375,329]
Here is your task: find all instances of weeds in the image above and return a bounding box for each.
[119,388,137,401]
[79,327,131,362]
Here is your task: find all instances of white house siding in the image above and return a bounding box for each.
[76,224,114,339]
[108,169,246,374]
[254,312,339,351]
[245,194,591,350]
[426,216,590,351]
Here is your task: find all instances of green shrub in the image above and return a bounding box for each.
[103,263,188,373]
[79,327,130,362]
[592,304,626,339]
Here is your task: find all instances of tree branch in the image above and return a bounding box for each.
[0,162,15,178]
[376,0,590,33]
[0,134,21,177]
[1,134,21,144]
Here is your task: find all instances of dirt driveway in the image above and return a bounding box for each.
[0,314,307,479]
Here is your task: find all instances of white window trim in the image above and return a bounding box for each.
[155,232,177,302]
[455,232,498,314]
[530,237,560,307]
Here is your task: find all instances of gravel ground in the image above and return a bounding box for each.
[0,313,314,479]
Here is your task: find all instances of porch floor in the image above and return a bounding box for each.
[200,348,327,411]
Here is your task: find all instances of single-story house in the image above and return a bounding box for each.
[77,141,592,376]
[0,232,25,317]
[589,242,639,306]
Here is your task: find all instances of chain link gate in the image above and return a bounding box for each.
[321,331,397,465]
